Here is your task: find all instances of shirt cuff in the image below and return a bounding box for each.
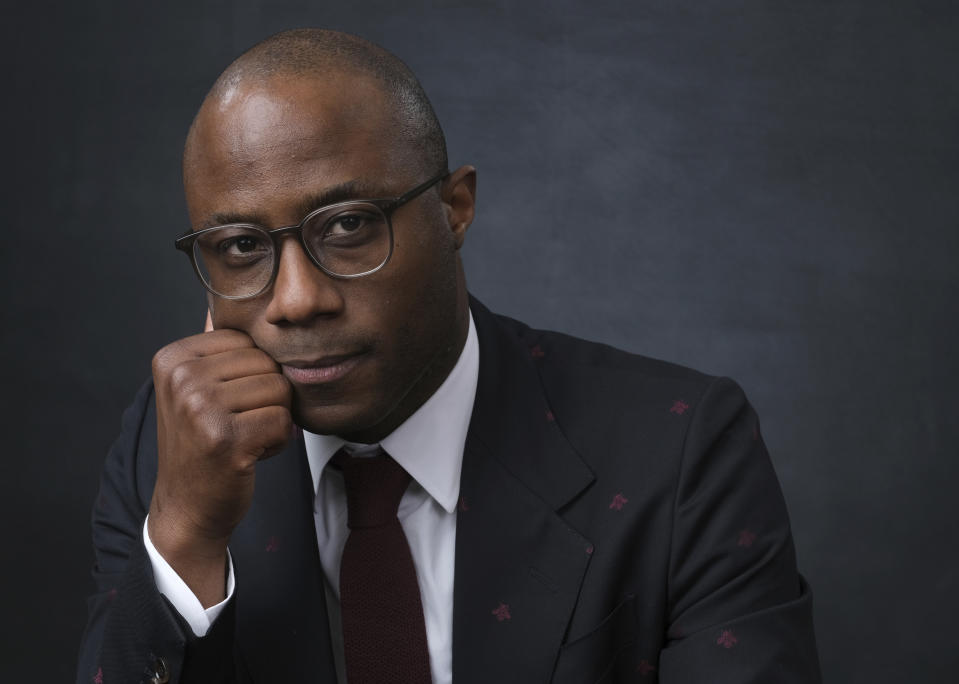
[142,516,235,637]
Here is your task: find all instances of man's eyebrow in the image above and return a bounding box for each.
[202,179,392,229]
[204,209,271,229]
[294,179,390,219]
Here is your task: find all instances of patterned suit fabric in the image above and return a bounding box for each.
[77,297,821,683]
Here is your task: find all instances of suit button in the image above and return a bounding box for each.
[147,656,169,683]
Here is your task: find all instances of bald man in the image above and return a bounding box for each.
[78,29,821,684]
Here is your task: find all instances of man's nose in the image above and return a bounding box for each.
[264,239,344,325]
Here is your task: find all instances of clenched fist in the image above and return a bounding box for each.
[148,328,292,606]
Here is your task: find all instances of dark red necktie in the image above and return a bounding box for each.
[333,447,432,684]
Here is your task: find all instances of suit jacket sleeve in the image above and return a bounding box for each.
[76,380,242,684]
[659,377,821,682]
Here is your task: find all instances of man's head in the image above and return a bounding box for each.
[182,29,476,443]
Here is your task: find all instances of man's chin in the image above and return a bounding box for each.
[292,402,353,437]
[290,397,389,443]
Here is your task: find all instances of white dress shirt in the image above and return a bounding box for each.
[145,311,479,684]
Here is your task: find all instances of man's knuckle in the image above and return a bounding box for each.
[168,362,196,393]
[200,417,232,453]
[182,387,206,416]
[152,345,178,377]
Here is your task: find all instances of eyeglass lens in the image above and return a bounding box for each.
[192,202,391,297]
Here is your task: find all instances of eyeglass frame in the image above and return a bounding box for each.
[174,169,450,300]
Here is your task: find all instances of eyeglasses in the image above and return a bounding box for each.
[175,170,448,300]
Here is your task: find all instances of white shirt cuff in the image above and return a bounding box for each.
[142,516,235,637]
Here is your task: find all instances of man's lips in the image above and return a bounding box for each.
[279,352,365,385]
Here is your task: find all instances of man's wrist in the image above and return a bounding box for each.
[143,517,236,635]
[146,512,230,608]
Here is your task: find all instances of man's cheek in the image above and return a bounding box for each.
[210,303,258,336]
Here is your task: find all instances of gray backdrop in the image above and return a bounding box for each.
[5,1,957,681]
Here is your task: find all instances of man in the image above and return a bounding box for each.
[78,28,821,684]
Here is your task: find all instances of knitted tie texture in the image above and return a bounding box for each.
[334,447,432,684]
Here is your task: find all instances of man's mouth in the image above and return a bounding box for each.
[279,352,366,385]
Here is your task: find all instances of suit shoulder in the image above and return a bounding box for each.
[491,310,717,390]
[490,313,754,456]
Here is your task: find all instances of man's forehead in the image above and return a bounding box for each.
[191,74,393,159]
[183,80,422,227]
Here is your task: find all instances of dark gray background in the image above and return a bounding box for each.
[5,1,957,681]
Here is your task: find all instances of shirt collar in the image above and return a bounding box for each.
[303,310,479,514]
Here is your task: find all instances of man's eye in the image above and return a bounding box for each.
[219,235,268,255]
[325,213,373,236]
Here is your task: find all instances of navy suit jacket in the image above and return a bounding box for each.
[78,298,821,683]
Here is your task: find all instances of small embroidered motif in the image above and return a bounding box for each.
[265,536,281,552]
[545,410,555,422]
[530,344,545,359]
[492,602,512,621]
[585,544,594,555]
[458,496,469,512]
[107,588,117,601]
[93,667,103,684]
[670,400,689,415]
[609,493,628,511]
[717,629,738,648]
[637,659,657,675]
[738,529,757,548]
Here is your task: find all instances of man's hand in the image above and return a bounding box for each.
[148,329,292,607]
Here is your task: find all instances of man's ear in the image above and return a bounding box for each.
[442,165,476,250]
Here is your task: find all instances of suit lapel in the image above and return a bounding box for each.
[231,434,337,682]
[453,300,596,682]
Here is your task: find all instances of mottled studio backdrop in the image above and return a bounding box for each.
[4,1,957,681]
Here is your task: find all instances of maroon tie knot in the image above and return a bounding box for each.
[333,447,411,529]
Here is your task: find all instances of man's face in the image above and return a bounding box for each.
[183,73,474,442]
